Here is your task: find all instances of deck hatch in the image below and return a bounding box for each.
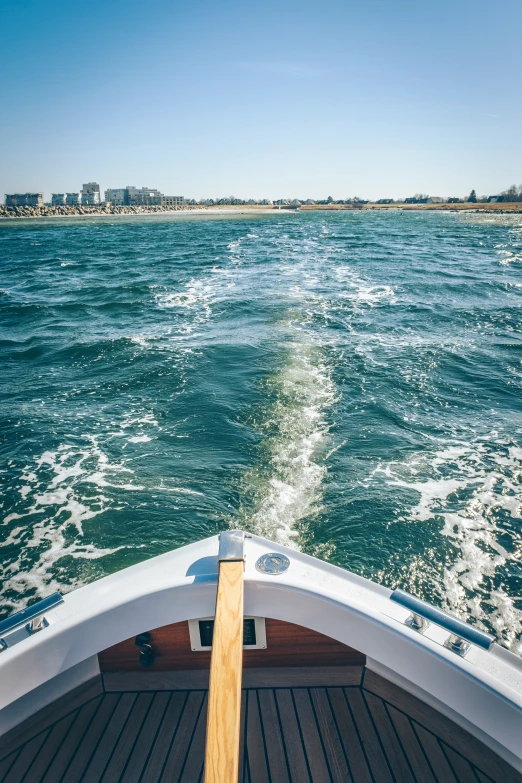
[188,616,266,651]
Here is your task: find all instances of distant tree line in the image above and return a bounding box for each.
[189,185,522,206]
[465,186,522,203]
[500,184,522,202]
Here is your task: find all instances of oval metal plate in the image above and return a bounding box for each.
[255,552,290,575]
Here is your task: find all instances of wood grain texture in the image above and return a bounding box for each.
[0,675,103,760]
[40,697,102,783]
[103,665,362,693]
[257,689,290,783]
[442,743,486,783]
[245,691,269,783]
[344,687,395,783]
[275,689,311,782]
[310,688,352,783]
[81,693,137,783]
[293,688,331,783]
[160,692,205,781]
[98,617,365,672]
[3,731,50,783]
[139,692,187,783]
[327,687,373,783]
[118,692,170,783]
[1,680,518,782]
[204,560,244,783]
[363,668,522,783]
[64,694,120,783]
[99,693,153,782]
[362,690,415,783]
[0,751,19,781]
[413,723,458,782]
[23,712,78,783]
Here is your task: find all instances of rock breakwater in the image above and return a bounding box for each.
[0,204,198,219]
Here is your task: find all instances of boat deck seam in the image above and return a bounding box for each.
[0,672,519,783]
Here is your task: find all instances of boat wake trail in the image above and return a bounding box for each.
[238,338,336,548]
[234,218,397,549]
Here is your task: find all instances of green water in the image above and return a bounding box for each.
[1,210,521,650]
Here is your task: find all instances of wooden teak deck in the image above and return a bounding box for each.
[0,667,519,783]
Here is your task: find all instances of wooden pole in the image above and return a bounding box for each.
[204,534,245,783]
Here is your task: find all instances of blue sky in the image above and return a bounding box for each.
[1,0,521,200]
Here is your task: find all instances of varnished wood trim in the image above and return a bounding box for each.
[244,665,363,688]
[0,675,103,761]
[204,560,244,783]
[98,617,365,672]
[102,665,363,692]
[363,668,521,783]
[104,670,210,691]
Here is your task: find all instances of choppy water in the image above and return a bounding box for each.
[1,210,521,651]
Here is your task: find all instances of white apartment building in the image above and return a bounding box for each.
[105,188,127,206]
[5,193,44,207]
[81,182,101,206]
[51,194,66,206]
[104,186,184,208]
[126,186,163,206]
[162,195,184,207]
[66,193,81,206]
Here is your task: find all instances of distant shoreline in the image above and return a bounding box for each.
[1,202,521,220]
[300,202,522,213]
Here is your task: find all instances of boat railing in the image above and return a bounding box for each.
[390,589,495,655]
[0,592,63,648]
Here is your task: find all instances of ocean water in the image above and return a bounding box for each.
[1,210,521,651]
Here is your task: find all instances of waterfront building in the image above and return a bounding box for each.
[5,193,44,207]
[427,196,444,204]
[105,188,127,206]
[126,186,163,206]
[161,195,184,207]
[51,194,66,206]
[81,182,101,206]
[104,186,184,208]
[66,193,82,206]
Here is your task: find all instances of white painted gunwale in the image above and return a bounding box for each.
[1,533,521,771]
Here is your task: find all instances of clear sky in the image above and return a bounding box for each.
[1,0,521,201]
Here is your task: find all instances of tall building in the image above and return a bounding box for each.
[105,188,127,206]
[104,186,184,208]
[81,182,101,206]
[126,186,163,206]
[5,193,44,207]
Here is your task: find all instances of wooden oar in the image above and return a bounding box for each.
[204,531,245,783]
